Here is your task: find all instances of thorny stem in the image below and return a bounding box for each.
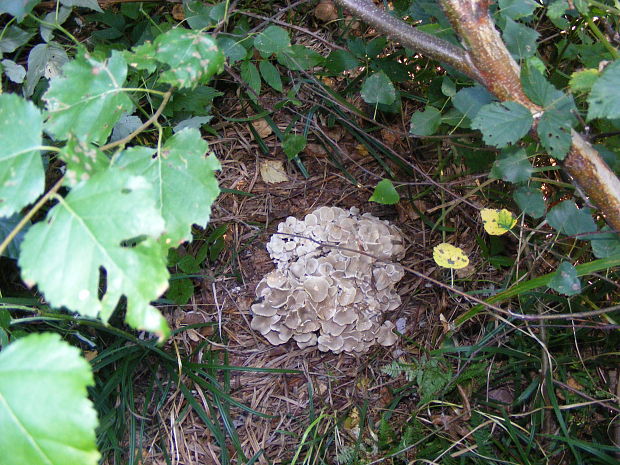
[0,176,65,257]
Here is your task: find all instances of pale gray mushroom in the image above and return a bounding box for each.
[250,206,405,354]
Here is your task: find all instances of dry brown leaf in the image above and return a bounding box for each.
[260,160,289,184]
[252,119,272,138]
[567,377,585,391]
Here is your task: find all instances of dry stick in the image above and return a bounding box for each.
[334,0,620,233]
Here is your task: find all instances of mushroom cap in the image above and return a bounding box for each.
[303,276,329,302]
[376,321,398,346]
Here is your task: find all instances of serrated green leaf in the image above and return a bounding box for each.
[361,71,395,105]
[325,49,360,73]
[167,277,195,305]
[44,51,132,144]
[472,101,533,147]
[18,168,171,339]
[452,86,494,119]
[569,69,599,93]
[0,333,99,465]
[152,29,225,89]
[0,94,45,218]
[277,45,323,71]
[282,134,307,160]
[240,61,261,97]
[254,25,290,57]
[546,200,597,238]
[547,0,569,19]
[217,37,247,63]
[548,261,581,296]
[0,0,41,21]
[259,60,283,92]
[415,356,453,405]
[538,110,572,159]
[503,17,539,59]
[499,0,539,19]
[125,40,158,73]
[369,179,399,205]
[113,129,220,246]
[513,186,546,218]
[590,227,620,258]
[59,137,110,186]
[587,60,620,121]
[490,147,533,183]
[410,106,441,136]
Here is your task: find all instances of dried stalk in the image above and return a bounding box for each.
[334,0,620,232]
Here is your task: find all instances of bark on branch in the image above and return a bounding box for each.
[333,0,620,233]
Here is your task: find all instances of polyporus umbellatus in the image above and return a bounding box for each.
[250,206,405,354]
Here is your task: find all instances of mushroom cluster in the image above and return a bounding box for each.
[250,206,405,354]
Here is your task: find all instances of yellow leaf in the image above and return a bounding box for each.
[259,160,289,184]
[480,208,517,235]
[433,243,470,269]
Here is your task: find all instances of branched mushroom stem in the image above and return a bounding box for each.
[333,0,620,233]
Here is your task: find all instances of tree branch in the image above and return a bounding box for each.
[333,0,483,82]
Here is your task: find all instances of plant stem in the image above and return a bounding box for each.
[100,89,173,151]
[0,176,65,258]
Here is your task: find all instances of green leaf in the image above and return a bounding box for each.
[254,25,290,57]
[276,45,323,71]
[548,261,581,296]
[259,60,283,92]
[2,59,26,83]
[18,168,171,339]
[490,147,533,183]
[369,179,400,205]
[60,0,102,12]
[325,50,360,73]
[537,110,572,160]
[410,106,441,136]
[44,51,133,144]
[113,129,220,245]
[0,333,99,465]
[0,0,41,21]
[503,17,539,59]
[587,60,620,121]
[472,101,533,147]
[499,0,539,19]
[441,76,456,97]
[0,214,29,259]
[361,72,395,105]
[217,37,247,63]
[152,29,225,89]
[59,137,111,186]
[569,69,599,94]
[24,42,68,98]
[415,356,453,405]
[452,86,494,119]
[240,61,261,97]
[167,278,195,305]
[513,186,546,218]
[0,94,45,217]
[282,134,307,160]
[590,227,620,258]
[546,200,597,238]
[0,25,34,53]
